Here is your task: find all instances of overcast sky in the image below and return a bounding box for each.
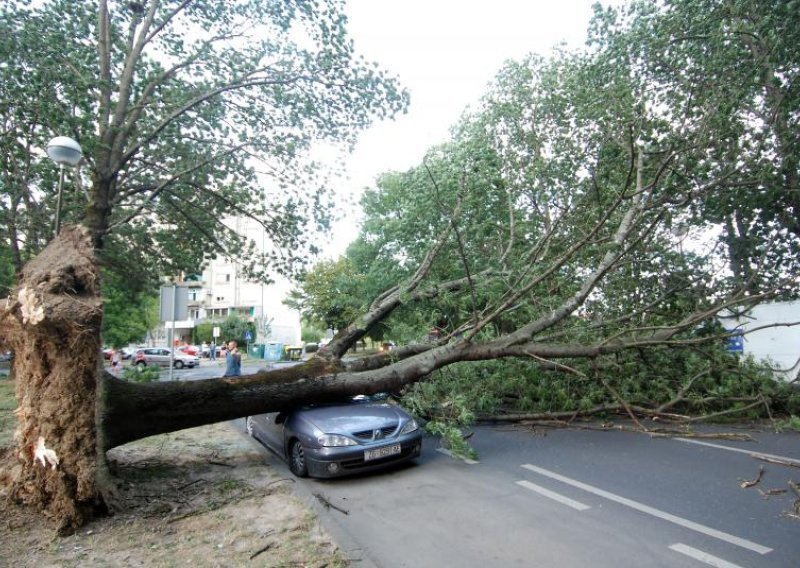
[324,0,613,256]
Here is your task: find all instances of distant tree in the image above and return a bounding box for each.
[219,315,256,347]
[300,324,326,344]
[286,258,365,331]
[586,0,800,294]
[100,285,157,348]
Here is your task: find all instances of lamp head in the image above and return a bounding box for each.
[46,136,83,166]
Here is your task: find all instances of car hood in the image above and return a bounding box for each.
[297,403,409,434]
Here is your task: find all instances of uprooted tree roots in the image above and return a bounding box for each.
[1,226,108,533]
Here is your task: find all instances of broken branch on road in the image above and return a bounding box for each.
[739,466,764,488]
[313,492,349,515]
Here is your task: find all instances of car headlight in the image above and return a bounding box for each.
[318,434,358,447]
[400,419,419,434]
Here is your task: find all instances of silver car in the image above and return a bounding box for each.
[133,348,199,369]
[246,395,422,478]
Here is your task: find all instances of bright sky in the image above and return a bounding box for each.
[323,0,611,256]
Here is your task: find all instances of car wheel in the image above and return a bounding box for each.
[174,360,184,369]
[245,416,255,437]
[288,439,309,477]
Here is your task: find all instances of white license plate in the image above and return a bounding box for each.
[364,443,401,462]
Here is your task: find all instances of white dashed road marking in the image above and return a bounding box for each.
[521,464,772,555]
[515,480,591,511]
[669,543,745,568]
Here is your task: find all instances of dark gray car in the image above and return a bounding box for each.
[246,395,422,478]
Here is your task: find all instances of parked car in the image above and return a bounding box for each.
[0,351,12,363]
[246,394,422,478]
[176,344,199,356]
[133,348,199,369]
[103,346,135,360]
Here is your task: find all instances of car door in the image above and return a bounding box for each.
[155,348,171,367]
[141,348,157,365]
[257,412,289,455]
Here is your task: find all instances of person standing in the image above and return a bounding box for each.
[223,340,241,377]
[110,349,122,376]
[209,341,216,361]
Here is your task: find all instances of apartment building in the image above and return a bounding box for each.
[162,216,302,346]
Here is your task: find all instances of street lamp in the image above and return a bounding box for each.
[46,136,83,236]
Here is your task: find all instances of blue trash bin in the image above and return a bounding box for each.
[264,342,284,361]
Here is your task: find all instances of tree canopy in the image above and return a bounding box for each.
[294,0,800,347]
[1,0,408,289]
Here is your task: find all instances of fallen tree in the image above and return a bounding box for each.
[2,0,800,534]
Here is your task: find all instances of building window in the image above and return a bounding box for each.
[208,308,231,320]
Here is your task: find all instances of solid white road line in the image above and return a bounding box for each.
[521,464,772,555]
[675,438,800,466]
[669,543,745,568]
[515,480,591,511]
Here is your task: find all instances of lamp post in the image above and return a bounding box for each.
[46,136,83,236]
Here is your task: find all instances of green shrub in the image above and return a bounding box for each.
[775,414,800,432]
[123,365,160,383]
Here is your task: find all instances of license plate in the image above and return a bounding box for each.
[364,444,401,462]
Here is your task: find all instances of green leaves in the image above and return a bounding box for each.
[1,0,409,294]
[101,280,158,348]
[286,257,366,332]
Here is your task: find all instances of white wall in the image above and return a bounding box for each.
[720,300,800,380]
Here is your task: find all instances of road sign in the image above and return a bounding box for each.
[725,329,744,353]
[213,326,220,338]
[159,285,188,321]
[244,330,253,342]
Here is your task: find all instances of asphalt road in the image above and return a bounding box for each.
[239,419,800,568]
[148,362,800,566]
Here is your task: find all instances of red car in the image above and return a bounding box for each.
[176,345,199,356]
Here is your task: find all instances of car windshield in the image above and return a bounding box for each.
[298,394,390,410]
